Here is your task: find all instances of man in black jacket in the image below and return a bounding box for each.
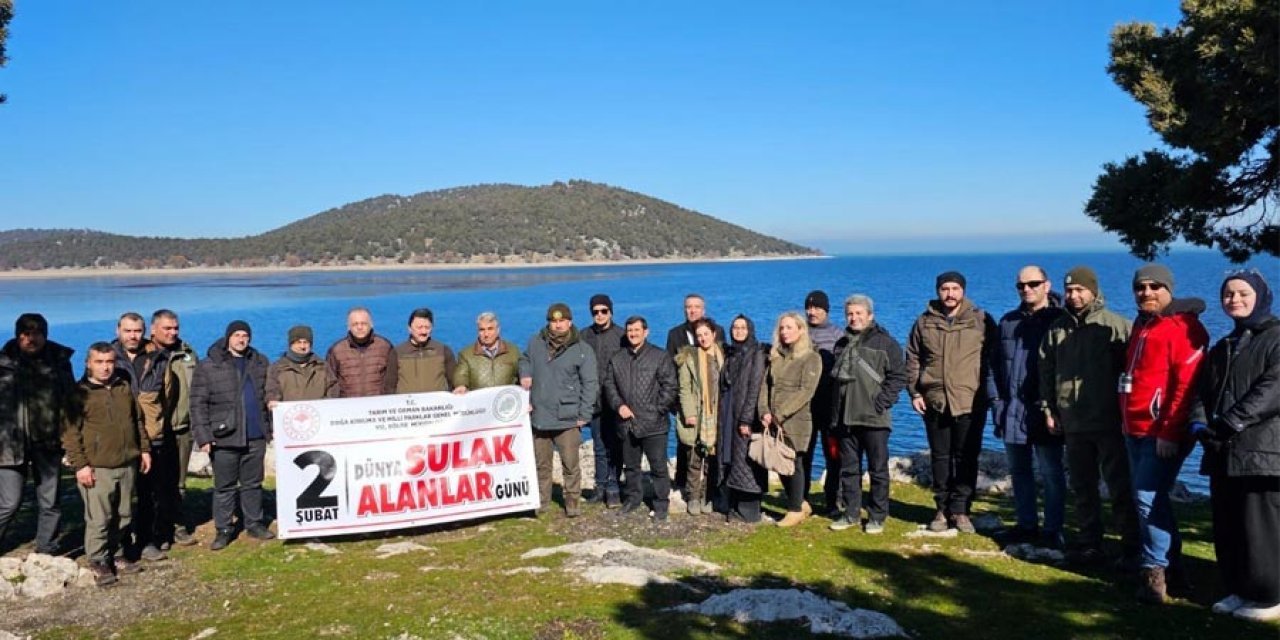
[580,294,626,507]
[605,316,679,522]
[191,320,273,551]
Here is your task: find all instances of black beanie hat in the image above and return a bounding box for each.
[589,294,613,312]
[936,271,967,290]
[14,313,48,338]
[287,325,313,345]
[225,320,252,341]
[804,290,830,312]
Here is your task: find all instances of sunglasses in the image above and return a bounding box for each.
[591,308,611,316]
[1015,280,1045,290]
[1133,282,1166,292]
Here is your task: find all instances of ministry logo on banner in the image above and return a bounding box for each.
[272,385,538,539]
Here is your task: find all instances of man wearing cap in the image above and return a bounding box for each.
[519,303,598,517]
[804,290,844,516]
[266,325,327,408]
[1121,264,1209,603]
[905,271,998,533]
[451,312,519,392]
[985,267,1067,549]
[580,294,626,508]
[0,313,75,554]
[1040,266,1140,567]
[395,308,456,394]
[191,321,273,551]
[325,307,398,398]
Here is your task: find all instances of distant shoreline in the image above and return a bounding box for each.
[0,254,828,281]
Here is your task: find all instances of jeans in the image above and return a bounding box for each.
[1125,435,1188,569]
[212,439,268,532]
[837,425,890,523]
[0,448,63,553]
[1004,441,1066,535]
[583,416,621,496]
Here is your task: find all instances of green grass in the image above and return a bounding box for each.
[16,478,1280,639]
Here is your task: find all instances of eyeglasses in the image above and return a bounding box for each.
[591,308,611,316]
[1133,282,1166,292]
[1015,280,1045,290]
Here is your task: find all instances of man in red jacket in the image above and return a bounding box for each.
[1121,264,1209,604]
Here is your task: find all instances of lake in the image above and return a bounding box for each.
[3,251,1276,492]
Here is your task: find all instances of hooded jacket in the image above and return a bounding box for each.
[191,338,272,448]
[1038,296,1131,434]
[0,339,75,464]
[904,298,998,416]
[62,373,148,470]
[452,339,520,391]
[603,341,678,439]
[985,295,1066,444]
[325,332,398,398]
[266,352,327,404]
[1197,316,1280,477]
[830,322,907,430]
[1121,298,1209,442]
[519,327,598,431]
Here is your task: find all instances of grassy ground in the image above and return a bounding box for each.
[4,476,1277,639]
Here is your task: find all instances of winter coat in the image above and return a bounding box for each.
[266,353,328,404]
[0,339,75,464]
[581,323,626,415]
[1038,297,1131,434]
[519,328,598,431]
[830,322,907,430]
[603,342,678,439]
[1197,317,1280,477]
[904,298,998,416]
[395,338,456,394]
[1121,298,1209,442]
[808,321,841,436]
[452,339,520,390]
[62,374,148,470]
[676,346,722,449]
[139,340,199,440]
[985,297,1066,444]
[191,339,272,448]
[110,341,165,439]
[325,333,398,398]
[758,345,822,453]
[719,317,768,495]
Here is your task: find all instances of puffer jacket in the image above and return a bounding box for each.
[1121,298,1209,442]
[904,298,998,416]
[758,345,822,453]
[603,341,678,439]
[191,339,271,448]
[676,345,722,448]
[985,297,1066,444]
[581,323,626,415]
[395,338,456,394]
[0,339,75,464]
[830,322,907,430]
[518,328,598,431]
[1038,296,1131,433]
[1197,317,1280,477]
[266,353,328,403]
[325,333,398,398]
[62,374,148,470]
[452,339,520,390]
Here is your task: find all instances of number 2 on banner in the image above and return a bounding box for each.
[293,450,339,509]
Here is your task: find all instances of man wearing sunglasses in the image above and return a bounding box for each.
[580,294,626,508]
[1122,263,1209,604]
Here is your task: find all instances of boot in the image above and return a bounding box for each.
[565,499,582,518]
[89,561,117,588]
[604,490,622,509]
[687,500,703,516]
[210,529,234,551]
[1136,566,1167,604]
[246,523,276,540]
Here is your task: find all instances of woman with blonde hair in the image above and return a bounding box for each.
[677,318,723,515]
[758,311,823,526]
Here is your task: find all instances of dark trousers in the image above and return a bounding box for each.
[837,425,890,523]
[0,448,62,553]
[730,489,762,523]
[135,436,182,548]
[585,416,622,496]
[623,431,670,514]
[923,410,982,515]
[802,426,841,509]
[1064,429,1139,550]
[211,439,267,532]
[782,456,808,512]
[1211,474,1280,604]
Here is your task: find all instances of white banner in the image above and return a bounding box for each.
[271,385,538,539]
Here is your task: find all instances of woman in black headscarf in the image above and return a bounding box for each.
[717,315,769,523]
[1195,270,1280,621]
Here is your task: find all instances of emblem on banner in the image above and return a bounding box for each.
[492,388,523,423]
[282,404,322,441]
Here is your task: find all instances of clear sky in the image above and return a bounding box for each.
[0,1,1185,253]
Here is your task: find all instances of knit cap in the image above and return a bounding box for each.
[287,325,313,345]
[1133,263,1175,292]
[804,290,830,312]
[589,294,613,312]
[936,271,967,290]
[225,320,252,341]
[1063,266,1100,297]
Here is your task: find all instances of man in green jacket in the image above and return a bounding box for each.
[396,308,456,394]
[452,312,519,392]
[1038,266,1140,567]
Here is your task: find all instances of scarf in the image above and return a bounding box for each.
[697,345,722,419]
[285,350,311,364]
[540,325,578,359]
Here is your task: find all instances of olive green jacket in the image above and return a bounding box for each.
[452,339,520,391]
[757,347,822,453]
[1038,298,1131,433]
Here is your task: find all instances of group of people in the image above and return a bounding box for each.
[0,264,1274,621]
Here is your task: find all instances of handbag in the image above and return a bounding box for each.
[748,424,796,476]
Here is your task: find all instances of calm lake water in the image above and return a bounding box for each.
[4,251,1276,492]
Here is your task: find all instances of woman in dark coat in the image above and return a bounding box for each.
[717,315,768,523]
[1195,270,1280,621]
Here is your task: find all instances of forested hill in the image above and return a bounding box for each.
[0,181,818,271]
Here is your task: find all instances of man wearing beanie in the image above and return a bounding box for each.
[580,294,626,508]
[395,308,457,394]
[804,290,843,516]
[191,320,273,550]
[1039,265,1140,569]
[519,302,598,518]
[266,325,326,409]
[1121,263,1209,603]
[905,271,997,533]
[325,307,398,398]
[0,313,76,555]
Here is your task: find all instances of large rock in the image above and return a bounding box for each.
[672,588,905,638]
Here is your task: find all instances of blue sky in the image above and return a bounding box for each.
[0,1,1184,253]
